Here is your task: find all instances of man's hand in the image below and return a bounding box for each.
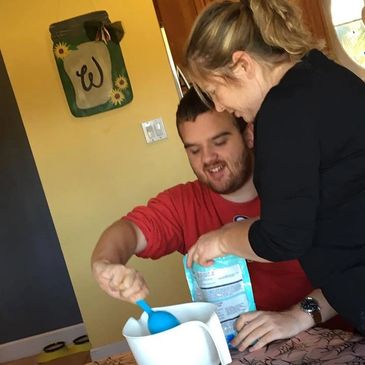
[92,259,149,303]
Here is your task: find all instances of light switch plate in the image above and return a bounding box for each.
[141,118,167,143]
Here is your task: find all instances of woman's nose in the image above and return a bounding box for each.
[214,102,225,113]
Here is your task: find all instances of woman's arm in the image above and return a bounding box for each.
[186,218,268,267]
[232,289,337,352]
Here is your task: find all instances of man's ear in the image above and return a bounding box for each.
[231,51,255,79]
[244,122,254,149]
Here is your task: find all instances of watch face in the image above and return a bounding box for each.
[302,297,319,313]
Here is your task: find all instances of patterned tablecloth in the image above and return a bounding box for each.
[86,327,365,365]
[86,351,136,365]
[230,327,365,364]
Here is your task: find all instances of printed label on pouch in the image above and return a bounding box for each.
[184,254,256,345]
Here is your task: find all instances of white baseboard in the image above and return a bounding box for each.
[90,340,130,361]
[0,323,86,363]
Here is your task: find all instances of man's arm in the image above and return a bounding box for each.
[91,219,147,265]
[91,219,149,303]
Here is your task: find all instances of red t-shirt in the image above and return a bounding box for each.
[124,180,313,311]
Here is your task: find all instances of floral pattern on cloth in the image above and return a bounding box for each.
[88,353,136,365]
[230,327,365,364]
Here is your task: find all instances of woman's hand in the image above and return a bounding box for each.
[186,219,263,267]
[231,309,313,352]
[186,227,228,267]
[92,259,149,303]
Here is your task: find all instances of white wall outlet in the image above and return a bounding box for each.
[141,118,167,143]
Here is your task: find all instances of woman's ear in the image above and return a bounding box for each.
[232,51,255,78]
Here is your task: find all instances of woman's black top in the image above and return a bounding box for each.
[248,49,365,333]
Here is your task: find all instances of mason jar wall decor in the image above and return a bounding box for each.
[49,11,133,117]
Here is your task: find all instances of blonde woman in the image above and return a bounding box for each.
[185,0,365,350]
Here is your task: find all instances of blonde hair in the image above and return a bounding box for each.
[185,0,317,82]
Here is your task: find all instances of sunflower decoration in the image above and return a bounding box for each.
[114,75,129,90]
[53,42,71,60]
[110,88,125,105]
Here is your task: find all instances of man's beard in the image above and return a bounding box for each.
[195,149,253,195]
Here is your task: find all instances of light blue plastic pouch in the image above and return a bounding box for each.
[183,254,256,346]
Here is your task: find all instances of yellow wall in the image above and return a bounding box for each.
[0,0,194,347]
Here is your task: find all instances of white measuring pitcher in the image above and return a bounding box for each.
[122,301,232,365]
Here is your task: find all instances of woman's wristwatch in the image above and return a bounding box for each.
[299,296,322,325]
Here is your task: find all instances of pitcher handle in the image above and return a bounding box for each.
[191,321,232,365]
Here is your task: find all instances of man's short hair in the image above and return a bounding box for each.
[176,88,247,136]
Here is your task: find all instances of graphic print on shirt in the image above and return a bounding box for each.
[233,215,248,222]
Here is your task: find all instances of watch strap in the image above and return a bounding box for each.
[312,309,322,325]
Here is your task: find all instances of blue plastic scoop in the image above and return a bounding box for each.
[136,299,180,334]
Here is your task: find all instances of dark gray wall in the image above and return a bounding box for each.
[0,50,82,344]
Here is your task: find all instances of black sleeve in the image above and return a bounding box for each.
[249,85,320,261]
